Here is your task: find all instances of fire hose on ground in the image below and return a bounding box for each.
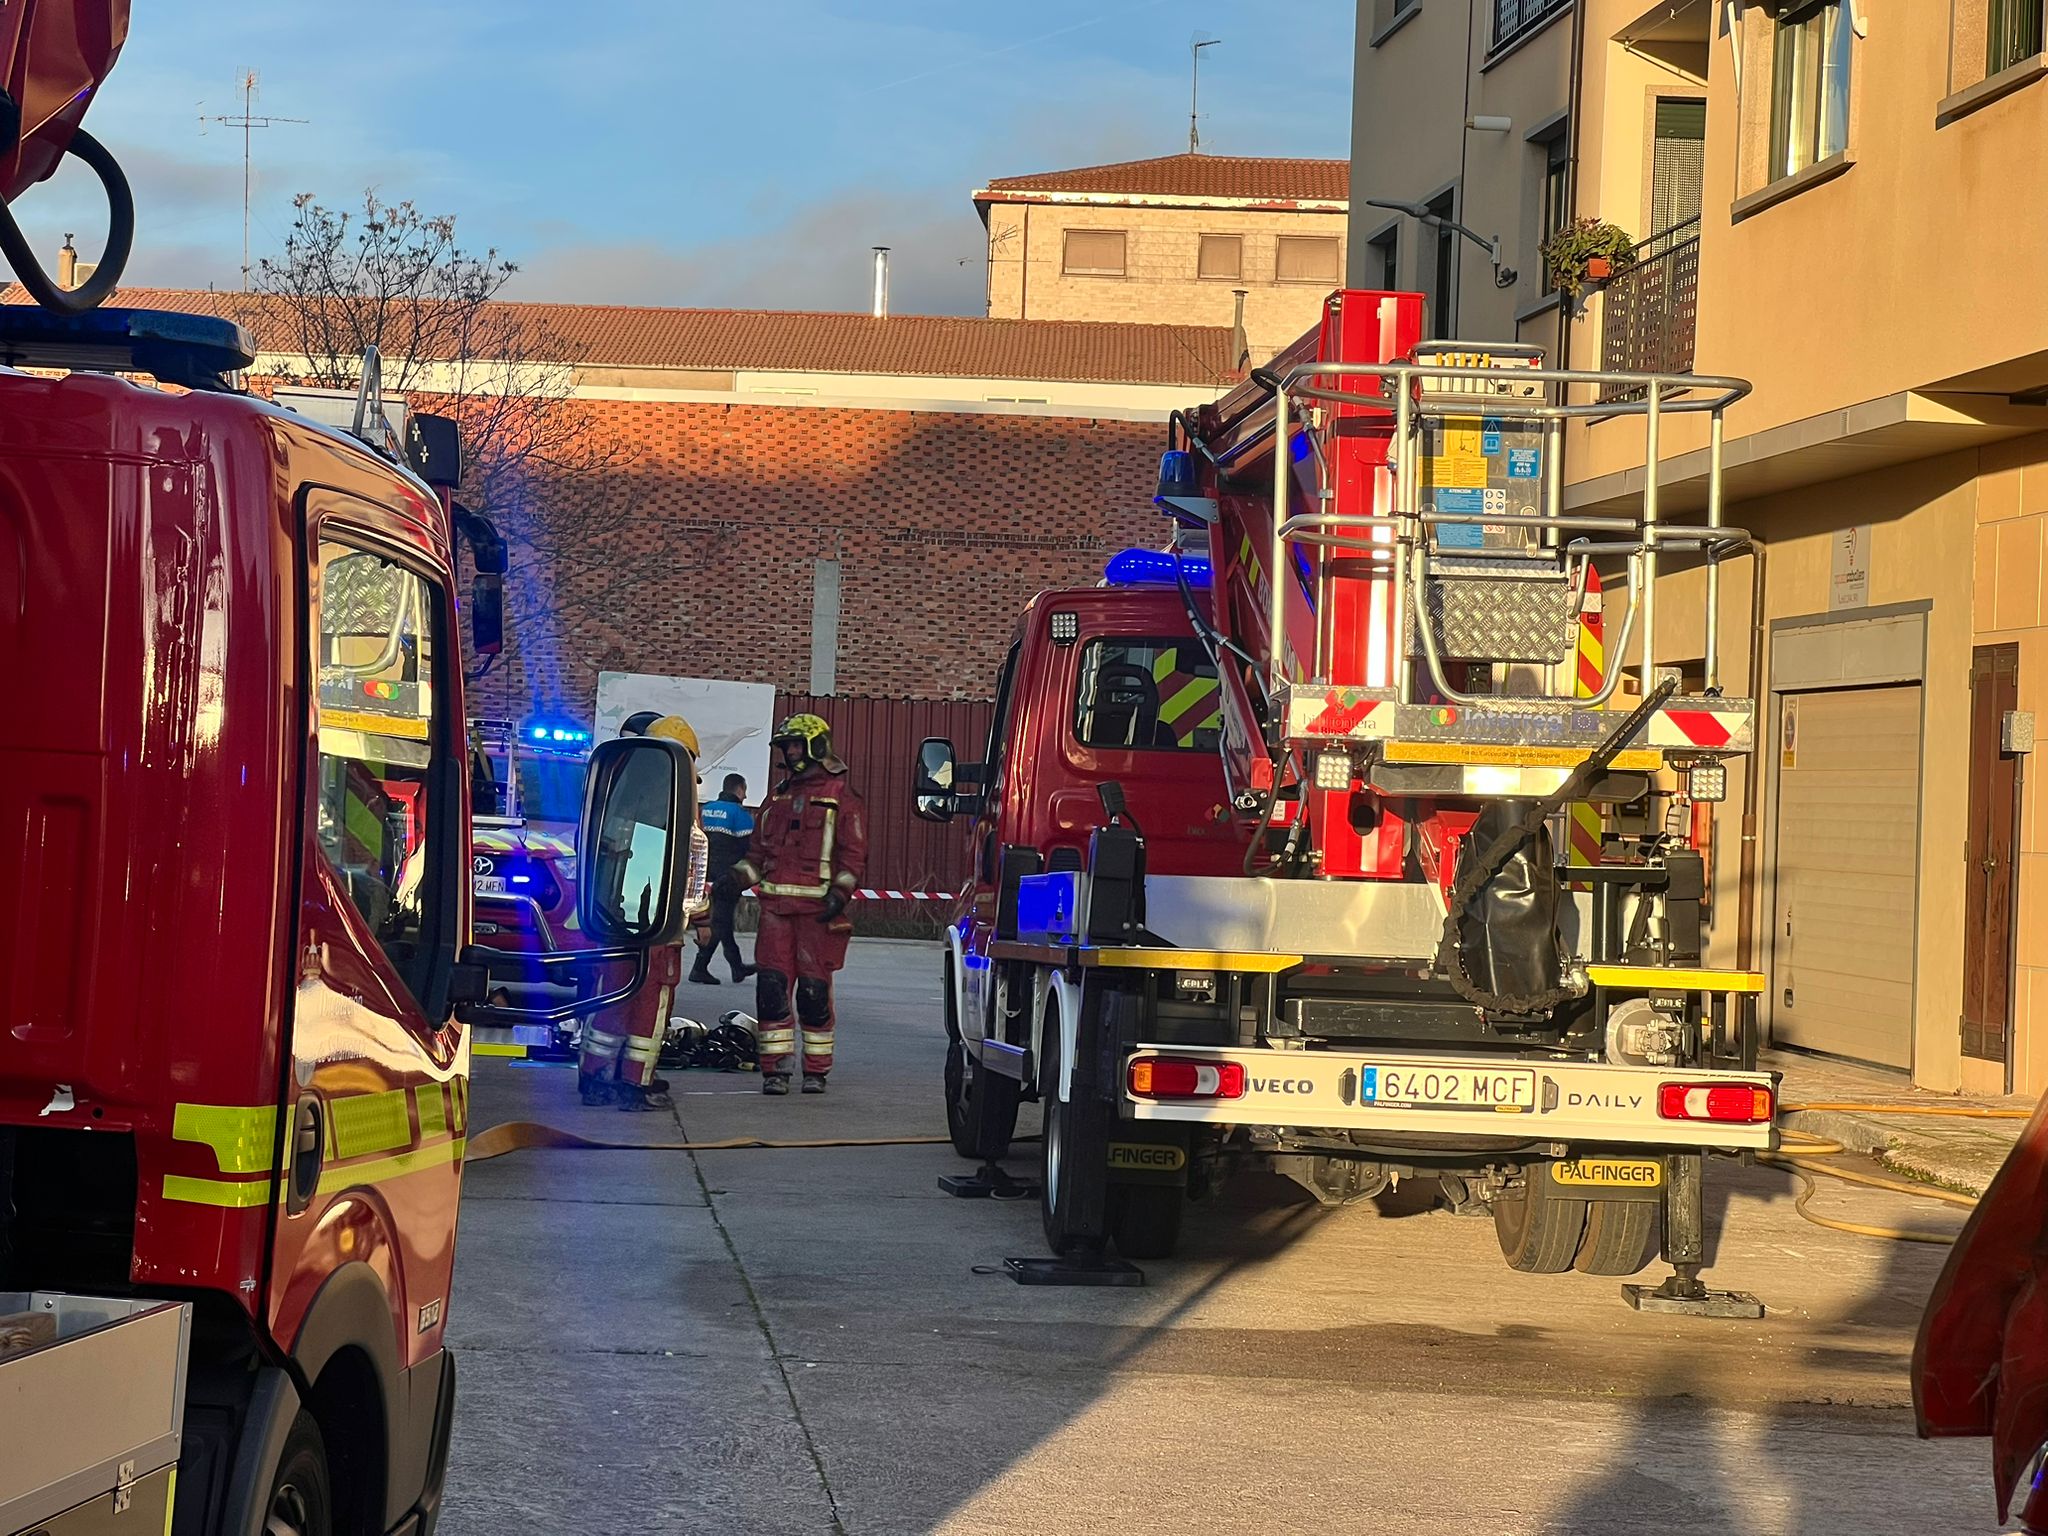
[468,1101,2020,1247]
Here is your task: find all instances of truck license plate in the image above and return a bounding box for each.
[473,875,508,896]
[1360,1065,1537,1111]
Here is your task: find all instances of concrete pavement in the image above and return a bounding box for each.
[439,940,2008,1535]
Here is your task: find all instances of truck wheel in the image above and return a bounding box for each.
[1109,1184,1183,1260]
[1573,1199,1661,1276]
[1493,1168,1588,1275]
[1040,1030,1108,1255]
[265,1412,333,1536]
[944,1037,1021,1161]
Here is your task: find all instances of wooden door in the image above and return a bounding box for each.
[1962,644,2021,1076]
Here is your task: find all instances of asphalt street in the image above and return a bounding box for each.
[439,940,2005,1536]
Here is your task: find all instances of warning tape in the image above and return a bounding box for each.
[852,889,949,902]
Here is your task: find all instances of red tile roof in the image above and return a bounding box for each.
[0,285,1241,387]
[979,153,1349,205]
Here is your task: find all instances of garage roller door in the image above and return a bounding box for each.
[1770,684,1922,1069]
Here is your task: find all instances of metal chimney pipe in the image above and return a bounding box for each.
[1230,288,1249,369]
[57,234,77,291]
[871,247,891,318]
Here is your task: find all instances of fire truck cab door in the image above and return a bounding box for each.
[272,494,469,1532]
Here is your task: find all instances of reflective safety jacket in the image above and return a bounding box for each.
[751,762,867,915]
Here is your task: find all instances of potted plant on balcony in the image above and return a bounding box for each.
[1540,217,1639,300]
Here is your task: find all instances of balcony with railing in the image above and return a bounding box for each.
[1599,217,1700,397]
[1492,0,1571,53]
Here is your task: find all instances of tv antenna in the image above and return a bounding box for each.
[200,70,308,288]
[1189,35,1222,153]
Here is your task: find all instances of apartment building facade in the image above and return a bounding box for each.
[1355,0,2048,1096]
[975,153,1350,364]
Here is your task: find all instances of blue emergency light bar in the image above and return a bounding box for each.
[1105,548,1212,589]
[527,724,591,746]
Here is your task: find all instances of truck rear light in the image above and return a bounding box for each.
[1657,1082,1774,1123]
[1313,750,1352,790]
[1128,1056,1246,1100]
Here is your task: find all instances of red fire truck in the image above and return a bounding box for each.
[0,295,699,1534]
[918,289,1775,1302]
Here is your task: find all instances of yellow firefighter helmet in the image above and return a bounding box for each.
[621,710,700,757]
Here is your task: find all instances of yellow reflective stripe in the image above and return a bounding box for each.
[329,1088,412,1159]
[1587,964,1766,994]
[760,880,830,898]
[1087,947,1303,974]
[1158,676,1218,726]
[624,1033,662,1064]
[163,1173,272,1208]
[451,1076,469,1132]
[318,1137,465,1197]
[172,1103,278,1174]
[416,1083,449,1140]
[816,801,839,886]
[800,1031,834,1049]
[165,1470,177,1536]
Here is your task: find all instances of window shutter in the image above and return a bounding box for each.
[1062,229,1126,275]
[1650,99,1706,240]
[1198,234,1242,280]
[1275,235,1341,283]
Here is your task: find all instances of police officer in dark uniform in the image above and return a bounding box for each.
[690,773,757,985]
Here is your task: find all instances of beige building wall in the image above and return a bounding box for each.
[982,202,1346,365]
[1355,0,2048,1092]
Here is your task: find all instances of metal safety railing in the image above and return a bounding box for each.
[1600,218,1701,397]
[1269,355,1752,712]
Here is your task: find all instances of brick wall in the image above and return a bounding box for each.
[453,396,1167,717]
[984,203,1346,362]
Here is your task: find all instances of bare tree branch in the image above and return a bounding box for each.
[249,192,700,705]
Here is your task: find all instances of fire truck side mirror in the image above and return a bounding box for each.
[577,737,699,946]
[915,737,958,822]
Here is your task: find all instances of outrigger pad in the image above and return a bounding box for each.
[939,1163,1040,1201]
[1003,1255,1144,1288]
[1622,1282,1765,1320]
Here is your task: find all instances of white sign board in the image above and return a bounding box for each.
[594,672,778,801]
[1830,525,1871,612]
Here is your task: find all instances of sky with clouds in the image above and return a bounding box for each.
[16,1,1356,316]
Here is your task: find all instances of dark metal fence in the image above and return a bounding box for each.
[1600,217,1701,399]
[772,691,991,927]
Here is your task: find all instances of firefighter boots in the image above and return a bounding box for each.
[762,1073,791,1096]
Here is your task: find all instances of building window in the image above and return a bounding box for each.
[1275,234,1342,285]
[1372,0,1422,36]
[1367,227,1398,290]
[1492,0,1571,52]
[1533,122,1570,292]
[1650,98,1706,239]
[1989,0,2046,74]
[1198,233,1243,280]
[1769,1,1853,181]
[1427,189,1458,337]
[1062,229,1127,277]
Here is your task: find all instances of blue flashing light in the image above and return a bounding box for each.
[1105,548,1212,589]
[524,721,591,748]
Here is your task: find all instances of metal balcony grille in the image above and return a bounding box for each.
[1600,218,1700,401]
[1492,0,1571,51]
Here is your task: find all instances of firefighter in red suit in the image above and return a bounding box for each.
[726,714,867,1096]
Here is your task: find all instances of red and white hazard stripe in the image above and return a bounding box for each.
[853,888,949,902]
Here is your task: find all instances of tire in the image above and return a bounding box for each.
[1108,1183,1183,1260]
[1039,1024,1108,1256]
[944,1036,1021,1161]
[264,1412,333,1536]
[1574,1198,1662,1276]
[1493,1168,1589,1275]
